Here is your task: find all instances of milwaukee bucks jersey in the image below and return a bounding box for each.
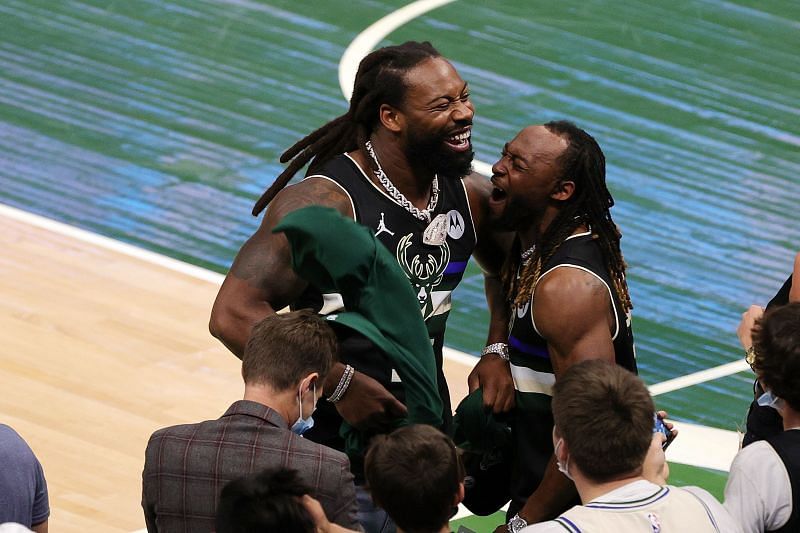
[506,230,637,514]
[508,230,637,393]
[295,153,477,474]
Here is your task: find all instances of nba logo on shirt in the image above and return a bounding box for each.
[647,512,661,533]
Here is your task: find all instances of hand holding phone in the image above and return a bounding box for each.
[654,414,676,450]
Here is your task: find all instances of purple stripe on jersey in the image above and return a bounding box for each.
[509,335,550,358]
[443,261,468,275]
[586,487,670,509]
[557,516,582,532]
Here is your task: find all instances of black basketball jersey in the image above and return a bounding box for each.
[505,231,637,514]
[310,154,477,330]
[508,231,637,393]
[766,430,800,533]
[295,153,476,477]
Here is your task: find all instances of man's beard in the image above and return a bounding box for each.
[406,128,474,179]
[492,195,539,232]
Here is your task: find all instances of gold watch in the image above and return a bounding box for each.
[745,346,756,370]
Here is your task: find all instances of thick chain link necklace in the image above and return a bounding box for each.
[365,140,438,224]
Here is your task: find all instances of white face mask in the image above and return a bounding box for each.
[554,437,573,481]
[291,383,316,435]
[757,389,784,412]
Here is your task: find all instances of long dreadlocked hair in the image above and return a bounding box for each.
[502,120,632,313]
[251,41,442,216]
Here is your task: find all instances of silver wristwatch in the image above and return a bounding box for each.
[507,513,528,533]
[480,342,509,361]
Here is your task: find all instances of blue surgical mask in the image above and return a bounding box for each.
[757,389,784,411]
[291,384,316,435]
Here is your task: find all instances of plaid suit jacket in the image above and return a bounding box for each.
[142,400,359,532]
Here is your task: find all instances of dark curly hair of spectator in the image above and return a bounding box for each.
[752,302,800,410]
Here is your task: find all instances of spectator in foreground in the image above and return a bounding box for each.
[142,310,359,532]
[364,424,465,533]
[0,424,49,533]
[725,302,800,532]
[216,468,317,533]
[737,251,799,446]
[520,360,740,532]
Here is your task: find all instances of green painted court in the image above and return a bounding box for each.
[1,0,798,530]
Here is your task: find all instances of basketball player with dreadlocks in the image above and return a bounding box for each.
[209,41,510,532]
[468,122,637,533]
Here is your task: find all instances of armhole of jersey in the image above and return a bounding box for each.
[566,229,592,240]
[680,488,721,533]
[303,174,357,220]
[530,264,620,340]
[459,178,478,248]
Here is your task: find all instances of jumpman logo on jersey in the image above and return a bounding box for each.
[374,212,395,237]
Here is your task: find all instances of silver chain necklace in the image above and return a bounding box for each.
[521,244,536,262]
[365,140,438,224]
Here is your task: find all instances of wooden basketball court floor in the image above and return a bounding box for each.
[0,203,475,533]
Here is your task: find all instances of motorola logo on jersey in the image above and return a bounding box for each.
[446,210,465,240]
[396,233,450,319]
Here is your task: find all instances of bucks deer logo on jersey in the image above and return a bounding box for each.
[396,233,450,319]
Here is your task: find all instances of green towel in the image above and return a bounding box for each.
[273,206,443,453]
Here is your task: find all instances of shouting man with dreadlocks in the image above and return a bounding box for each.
[209,41,509,533]
[469,122,637,532]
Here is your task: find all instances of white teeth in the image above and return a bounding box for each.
[448,131,470,142]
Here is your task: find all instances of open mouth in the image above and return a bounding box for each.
[490,179,507,204]
[444,129,471,151]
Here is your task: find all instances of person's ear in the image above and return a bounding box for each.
[789,251,800,303]
[379,104,404,133]
[552,426,569,460]
[301,372,319,395]
[551,179,575,201]
[454,482,465,506]
[559,439,570,460]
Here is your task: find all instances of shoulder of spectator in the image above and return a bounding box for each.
[730,439,782,472]
[679,485,723,504]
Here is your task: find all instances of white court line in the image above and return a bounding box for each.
[338,0,456,101]
[649,359,751,396]
[337,0,494,178]
[0,203,225,285]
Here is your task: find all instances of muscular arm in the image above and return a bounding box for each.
[209,177,407,429]
[516,267,617,524]
[465,172,514,341]
[463,172,516,412]
[535,267,617,374]
[209,177,353,357]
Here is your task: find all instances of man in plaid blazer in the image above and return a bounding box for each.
[142,310,360,532]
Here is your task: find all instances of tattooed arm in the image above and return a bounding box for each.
[210,177,408,429]
[209,177,353,358]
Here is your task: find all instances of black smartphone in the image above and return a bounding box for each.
[654,414,675,450]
